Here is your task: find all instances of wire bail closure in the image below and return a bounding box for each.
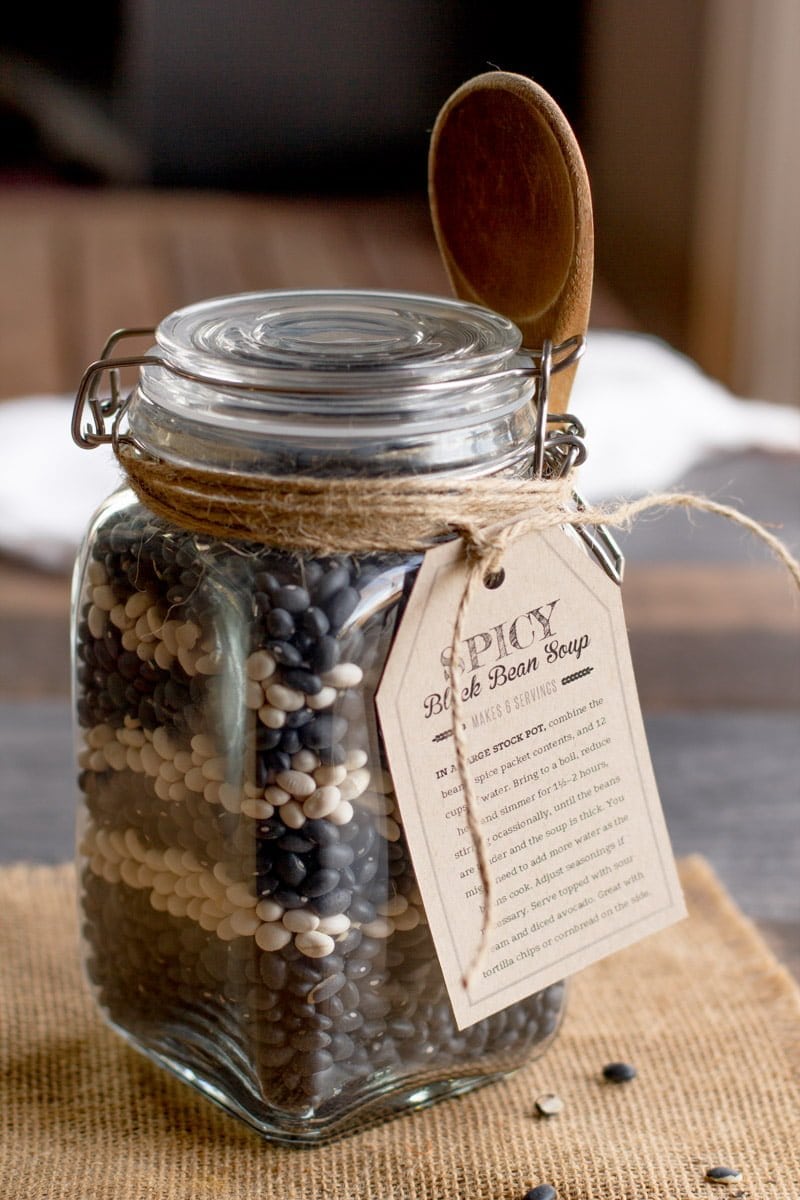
[71,329,586,457]
[70,325,622,583]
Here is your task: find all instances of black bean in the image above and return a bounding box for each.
[348,823,376,855]
[347,895,376,923]
[309,635,340,672]
[303,819,340,847]
[602,1061,637,1083]
[522,1187,557,1200]
[273,888,306,909]
[345,958,371,980]
[315,745,346,766]
[273,585,310,614]
[317,995,345,1020]
[312,565,350,604]
[287,978,316,998]
[268,750,292,773]
[291,1030,331,1052]
[300,714,348,750]
[257,728,282,752]
[307,974,346,1004]
[336,929,362,957]
[317,843,354,870]
[289,960,323,986]
[269,639,303,666]
[266,609,295,638]
[705,1167,742,1185]
[266,1045,295,1068]
[354,855,380,885]
[279,729,302,755]
[293,631,314,656]
[323,586,359,629]
[328,1033,355,1062]
[260,1025,289,1046]
[388,1018,416,1039]
[354,936,383,960]
[256,815,284,841]
[301,606,329,637]
[301,869,341,898]
[117,652,140,681]
[255,571,280,594]
[310,888,352,917]
[276,834,315,854]
[282,667,323,695]
[337,981,360,1010]
[283,707,314,728]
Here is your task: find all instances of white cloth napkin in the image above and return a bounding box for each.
[570,333,800,498]
[1,332,798,572]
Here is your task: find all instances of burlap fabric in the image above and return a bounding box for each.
[2,856,798,1199]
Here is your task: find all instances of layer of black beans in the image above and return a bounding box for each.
[77,506,565,1123]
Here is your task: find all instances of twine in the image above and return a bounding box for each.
[115,444,800,992]
[117,444,576,553]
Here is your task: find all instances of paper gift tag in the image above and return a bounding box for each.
[375,525,686,1029]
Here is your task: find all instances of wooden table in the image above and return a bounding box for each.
[1,187,798,976]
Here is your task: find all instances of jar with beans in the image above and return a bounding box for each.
[72,291,569,1142]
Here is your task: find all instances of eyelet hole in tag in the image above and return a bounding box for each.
[375,525,686,1030]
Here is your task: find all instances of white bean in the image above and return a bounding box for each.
[229,908,262,937]
[280,801,306,829]
[317,913,351,936]
[258,705,286,729]
[302,786,341,819]
[282,910,320,933]
[321,662,363,689]
[86,605,106,639]
[291,749,319,772]
[361,917,395,939]
[276,769,317,798]
[265,683,305,712]
[246,649,276,680]
[255,898,284,922]
[92,584,116,612]
[313,764,348,786]
[240,797,275,819]
[255,922,292,951]
[295,930,336,958]
[263,785,291,806]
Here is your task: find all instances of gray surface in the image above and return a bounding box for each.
[619,450,799,564]
[648,710,799,921]
[1,700,798,927]
[0,701,76,864]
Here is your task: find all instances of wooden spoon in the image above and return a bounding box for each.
[428,71,593,410]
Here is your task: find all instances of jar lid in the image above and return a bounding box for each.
[121,289,544,478]
[154,289,523,395]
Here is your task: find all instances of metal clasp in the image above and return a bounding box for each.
[71,327,159,449]
[531,338,624,586]
[570,490,625,585]
[530,336,588,479]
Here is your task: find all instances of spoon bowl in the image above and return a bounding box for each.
[429,72,593,408]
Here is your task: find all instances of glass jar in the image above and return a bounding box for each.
[72,290,570,1143]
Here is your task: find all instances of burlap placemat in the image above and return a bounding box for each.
[2,855,798,1200]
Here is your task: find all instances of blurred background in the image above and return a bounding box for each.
[1,0,798,405]
[0,0,798,970]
